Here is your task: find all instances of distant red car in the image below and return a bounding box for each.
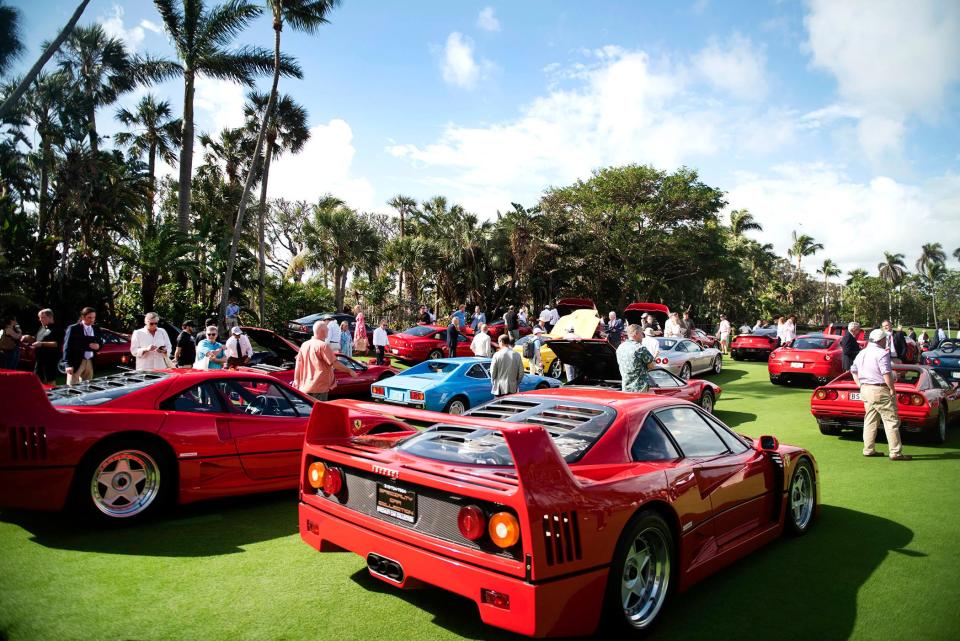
[623,302,670,330]
[731,328,779,361]
[0,369,407,524]
[18,327,133,372]
[237,326,398,396]
[298,390,818,637]
[691,328,719,349]
[810,365,960,444]
[386,325,474,363]
[768,334,844,386]
[466,319,533,341]
[823,323,864,342]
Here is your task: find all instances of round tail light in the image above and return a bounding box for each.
[307,461,327,489]
[826,390,838,400]
[457,505,486,540]
[911,394,924,406]
[824,354,831,361]
[933,358,941,366]
[661,357,668,365]
[814,389,827,400]
[488,511,520,548]
[322,467,343,495]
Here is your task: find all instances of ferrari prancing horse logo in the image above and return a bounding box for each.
[353,419,363,432]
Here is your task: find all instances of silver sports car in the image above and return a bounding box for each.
[650,337,723,379]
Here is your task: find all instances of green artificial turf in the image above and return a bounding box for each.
[2,361,959,641]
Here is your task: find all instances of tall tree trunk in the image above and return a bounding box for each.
[177,69,195,233]
[257,140,274,323]
[87,101,98,154]
[0,0,91,120]
[147,143,157,224]
[397,210,404,302]
[220,23,281,325]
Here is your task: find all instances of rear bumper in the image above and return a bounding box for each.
[811,409,935,432]
[769,363,838,379]
[0,466,74,511]
[731,347,771,359]
[299,501,607,638]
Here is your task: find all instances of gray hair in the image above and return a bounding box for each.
[39,308,54,318]
[312,320,328,338]
[145,311,160,323]
[848,322,860,332]
[205,325,218,335]
[626,323,643,339]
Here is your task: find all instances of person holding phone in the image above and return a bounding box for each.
[196,326,227,370]
[131,311,173,370]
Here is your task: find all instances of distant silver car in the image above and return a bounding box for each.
[651,337,723,379]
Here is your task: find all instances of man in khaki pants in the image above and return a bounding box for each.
[850,328,911,461]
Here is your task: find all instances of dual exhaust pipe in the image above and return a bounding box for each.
[367,553,404,583]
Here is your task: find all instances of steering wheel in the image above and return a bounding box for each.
[245,395,266,415]
[939,340,958,353]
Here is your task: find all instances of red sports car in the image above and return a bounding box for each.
[810,365,960,444]
[547,338,722,413]
[18,327,133,372]
[0,369,404,524]
[298,391,818,637]
[691,328,719,349]
[237,326,398,396]
[731,327,779,361]
[386,325,474,363]
[768,334,844,386]
[465,319,533,341]
[823,322,864,342]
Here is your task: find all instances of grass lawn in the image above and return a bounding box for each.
[2,360,959,641]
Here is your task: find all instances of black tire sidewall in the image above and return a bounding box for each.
[428,349,443,360]
[445,396,469,414]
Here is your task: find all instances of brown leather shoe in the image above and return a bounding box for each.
[863,452,884,457]
[890,453,913,461]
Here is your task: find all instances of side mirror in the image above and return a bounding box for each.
[757,435,779,452]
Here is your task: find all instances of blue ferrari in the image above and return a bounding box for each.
[921,336,960,382]
[370,357,562,414]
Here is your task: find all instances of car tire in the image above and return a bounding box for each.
[770,375,782,385]
[679,363,692,381]
[376,372,395,381]
[712,356,722,374]
[603,510,674,635]
[817,420,841,436]
[445,396,469,415]
[535,381,550,390]
[699,390,715,414]
[73,438,173,525]
[549,359,563,380]
[427,349,443,360]
[932,409,947,444]
[785,458,816,536]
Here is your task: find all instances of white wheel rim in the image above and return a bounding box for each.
[714,357,722,373]
[701,394,713,413]
[449,400,466,414]
[681,364,690,380]
[790,465,814,530]
[620,526,671,629]
[90,450,160,518]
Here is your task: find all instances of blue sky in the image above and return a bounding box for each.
[9,0,960,275]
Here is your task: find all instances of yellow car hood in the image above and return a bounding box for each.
[549,309,601,339]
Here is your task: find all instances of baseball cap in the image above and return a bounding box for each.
[868,328,885,342]
[644,327,655,336]
[231,326,242,335]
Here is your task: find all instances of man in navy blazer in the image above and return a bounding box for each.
[62,307,102,385]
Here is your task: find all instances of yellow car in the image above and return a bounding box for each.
[514,309,601,378]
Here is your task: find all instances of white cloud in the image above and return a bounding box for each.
[193,77,246,134]
[441,32,490,89]
[726,164,960,274]
[99,4,148,51]
[477,7,501,32]
[268,119,376,211]
[805,0,960,160]
[693,33,767,100]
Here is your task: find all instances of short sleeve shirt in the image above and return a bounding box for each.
[616,341,653,392]
[176,331,196,364]
[294,338,337,394]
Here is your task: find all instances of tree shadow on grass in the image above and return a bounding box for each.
[348,505,914,641]
[713,409,758,429]
[0,490,298,557]
[711,367,749,386]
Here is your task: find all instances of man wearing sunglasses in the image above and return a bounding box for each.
[131,311,173,371]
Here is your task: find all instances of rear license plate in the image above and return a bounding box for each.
[377,483,416,523]
[391,348,399,354]
[952,372,960,379]
[790,362,804,368]
[849,392,861,401]
[388,389,404,401]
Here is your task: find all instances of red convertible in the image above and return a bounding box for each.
[386,325,474,363]
[0,369,403,524]
[299,390,818,637]
[811,365,960,443]
[768,334,844,386]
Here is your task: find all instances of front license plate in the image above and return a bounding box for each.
[377,483,416,523]
[388,389,404,401]
[790,362,804,368]
[849,392,861,401]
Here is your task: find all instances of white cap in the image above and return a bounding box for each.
[643,327,655,336]
[868,328,885,342]
[231,326,242,335]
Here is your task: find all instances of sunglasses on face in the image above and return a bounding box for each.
[206,333,217,337]
[147,322,158,326]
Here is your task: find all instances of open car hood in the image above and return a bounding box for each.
[555,297,596,317]
[548,309,601,339]
[623,302,670,327]
[547,339,619,381]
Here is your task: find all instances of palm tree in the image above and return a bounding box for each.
[302,198,373,310]
[954,247,960,264]
[916,242,947,327]
[221,0,338,325]
[199,127,251,188]
[242,91,310,321]
[152,0,299,233]
[845,269,868,322]
[388,194,418,301]
[787,230,823,273]
[114,94,181,218]
[877,251,907,323]
[0,2,25,77]
[816,258,841,323]
[729,209,762,237]
[0,0,91,120]
[57,24,134,153]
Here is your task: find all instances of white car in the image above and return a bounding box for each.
[651,337,723,379]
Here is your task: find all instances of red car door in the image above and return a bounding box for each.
[647,369,698,401]
[333,355,375,395]
[210,378,312,480]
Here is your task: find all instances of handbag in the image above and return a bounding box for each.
[354,337,368,353]
[192,356,210,370]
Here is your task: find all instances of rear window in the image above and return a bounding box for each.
[657,338,679,350]
[396,398,616,465]
[400,326,437,337]
[49,372,170,406]
[792,337,836,350]
[893,369,921,385]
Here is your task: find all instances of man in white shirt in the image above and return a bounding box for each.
[663,312,682,338]
[326,318,341,349]
[538,304,552,326]
[717,314,732,354]
[548,305,560,328]
[131,312,173,371]
[470,323,492,357]
[373,319,389,365]
[641,328,660,360]
[782,315,797,345]
[225,326,254,367]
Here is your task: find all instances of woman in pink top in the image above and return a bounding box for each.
[353,304,368,353]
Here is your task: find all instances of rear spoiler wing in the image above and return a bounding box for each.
[0,371,59,423]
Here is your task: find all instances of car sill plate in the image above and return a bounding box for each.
[376,483,417,523]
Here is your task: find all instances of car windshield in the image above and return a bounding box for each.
[396,397,617,466]
[401,326,437,337]
[403,360,460,377]
[656,338,679,350]
[48,372,170,406]
[792,337,835,350]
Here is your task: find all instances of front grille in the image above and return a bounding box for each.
[8,426,47,461]
[319,466,520,559]
[541,511,582,566]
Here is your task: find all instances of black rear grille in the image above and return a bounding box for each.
[541,511,582,566]
[9,426,47,461]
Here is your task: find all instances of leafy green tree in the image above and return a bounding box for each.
[916,242,947,327]
[787,231,823,273]
[816,258,841,323]
[387,194,418,301]
[729,208,762,238]
[302,197,375,310]
[0,2,25,77]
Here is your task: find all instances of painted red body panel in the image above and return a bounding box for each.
[298,392,818,637]
[691,329,719,349]
[730,334,778,360]
[386,325,474,363]
[768,335,844,384]
[810,366,960,435]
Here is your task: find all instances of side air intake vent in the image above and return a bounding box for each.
[9,426,47,461]
[541,511,582,565]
